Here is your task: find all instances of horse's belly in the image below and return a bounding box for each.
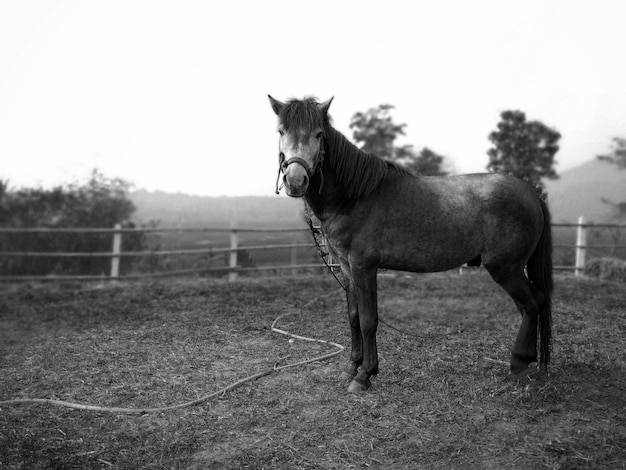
[375,227,481,273]
[322,198,483,273]
[378,245,474,273]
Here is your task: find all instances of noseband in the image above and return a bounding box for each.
[275,136,325,195]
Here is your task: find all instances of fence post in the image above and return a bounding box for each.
[291,238,298,276]
[291,210,300,276]
[229,223,238,282]
[111,224,122,278]
[575,216,587,277]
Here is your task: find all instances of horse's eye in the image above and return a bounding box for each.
[278,130,284,136]
[315,132,323,139]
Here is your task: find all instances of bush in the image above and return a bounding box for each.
[0,170,150,276]
[585,257,626,283]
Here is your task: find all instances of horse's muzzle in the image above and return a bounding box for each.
[283,174,308,197]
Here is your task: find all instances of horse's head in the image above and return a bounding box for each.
[268,95,333,197]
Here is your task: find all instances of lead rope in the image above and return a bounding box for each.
[275,151,286,194]
[275,165,284,194]
[304,205,345,291]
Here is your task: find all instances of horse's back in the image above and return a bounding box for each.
[351,172,545,272]
[374,171,538,224]
[388,172,543,225]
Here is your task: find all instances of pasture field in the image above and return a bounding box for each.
[1,272,625,469]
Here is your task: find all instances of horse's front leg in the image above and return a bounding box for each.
[347,265,378,393]
[341,263,361,380]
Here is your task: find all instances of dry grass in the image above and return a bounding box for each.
[1,271,625,469]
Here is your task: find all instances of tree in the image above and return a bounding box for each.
[597,137,626,232]
[597,137,626,169]
[0,179,9,199]
[350,104,448,176]
[0,169,147,276]
[350,104,405,159]
[396,146,448,176]
[487,110,560,188]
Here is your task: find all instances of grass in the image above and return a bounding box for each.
[1,271,625,469]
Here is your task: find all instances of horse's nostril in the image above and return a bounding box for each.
[284,174,308,189]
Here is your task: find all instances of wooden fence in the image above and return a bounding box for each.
[0,217,624,282]
[0,224,329,281]
[552,217,626,275]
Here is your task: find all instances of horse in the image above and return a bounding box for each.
[268,95,553,393]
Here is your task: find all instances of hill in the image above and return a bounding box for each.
[130,159,625,229]
[545,159,626,223]
[130,190,306,229]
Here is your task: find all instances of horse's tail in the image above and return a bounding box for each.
[527,198,553,368]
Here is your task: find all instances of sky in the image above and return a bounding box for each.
[1,0,625,197]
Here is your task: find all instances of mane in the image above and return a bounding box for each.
[325,126,412,200]
[277,97,331,134]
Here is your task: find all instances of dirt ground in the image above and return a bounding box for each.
[1,271,625,469]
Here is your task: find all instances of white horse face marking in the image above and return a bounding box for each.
[277,126,323,197]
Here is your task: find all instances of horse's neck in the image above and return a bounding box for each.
[305,129,356,220]
[327,127,363,159]
[303,174,334,220]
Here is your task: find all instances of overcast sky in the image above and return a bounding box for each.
[1,0,625,196]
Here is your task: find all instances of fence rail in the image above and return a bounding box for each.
[1,217,625,282]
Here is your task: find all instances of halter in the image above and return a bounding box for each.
[275,135,325,195]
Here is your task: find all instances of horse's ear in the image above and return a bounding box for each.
[318,97,334,116]
[268,95,285,115]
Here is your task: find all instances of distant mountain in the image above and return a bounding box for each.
[130,159,625,229]
[130,190,306,229]
[545,159,626,223]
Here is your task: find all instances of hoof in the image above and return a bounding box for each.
[511,362,539,381]
[347,378,370,393]
[511,366,531,381]
[510,353,534,377]
[341,370,355,382]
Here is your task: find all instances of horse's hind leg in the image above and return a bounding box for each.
[486,265,544,376]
